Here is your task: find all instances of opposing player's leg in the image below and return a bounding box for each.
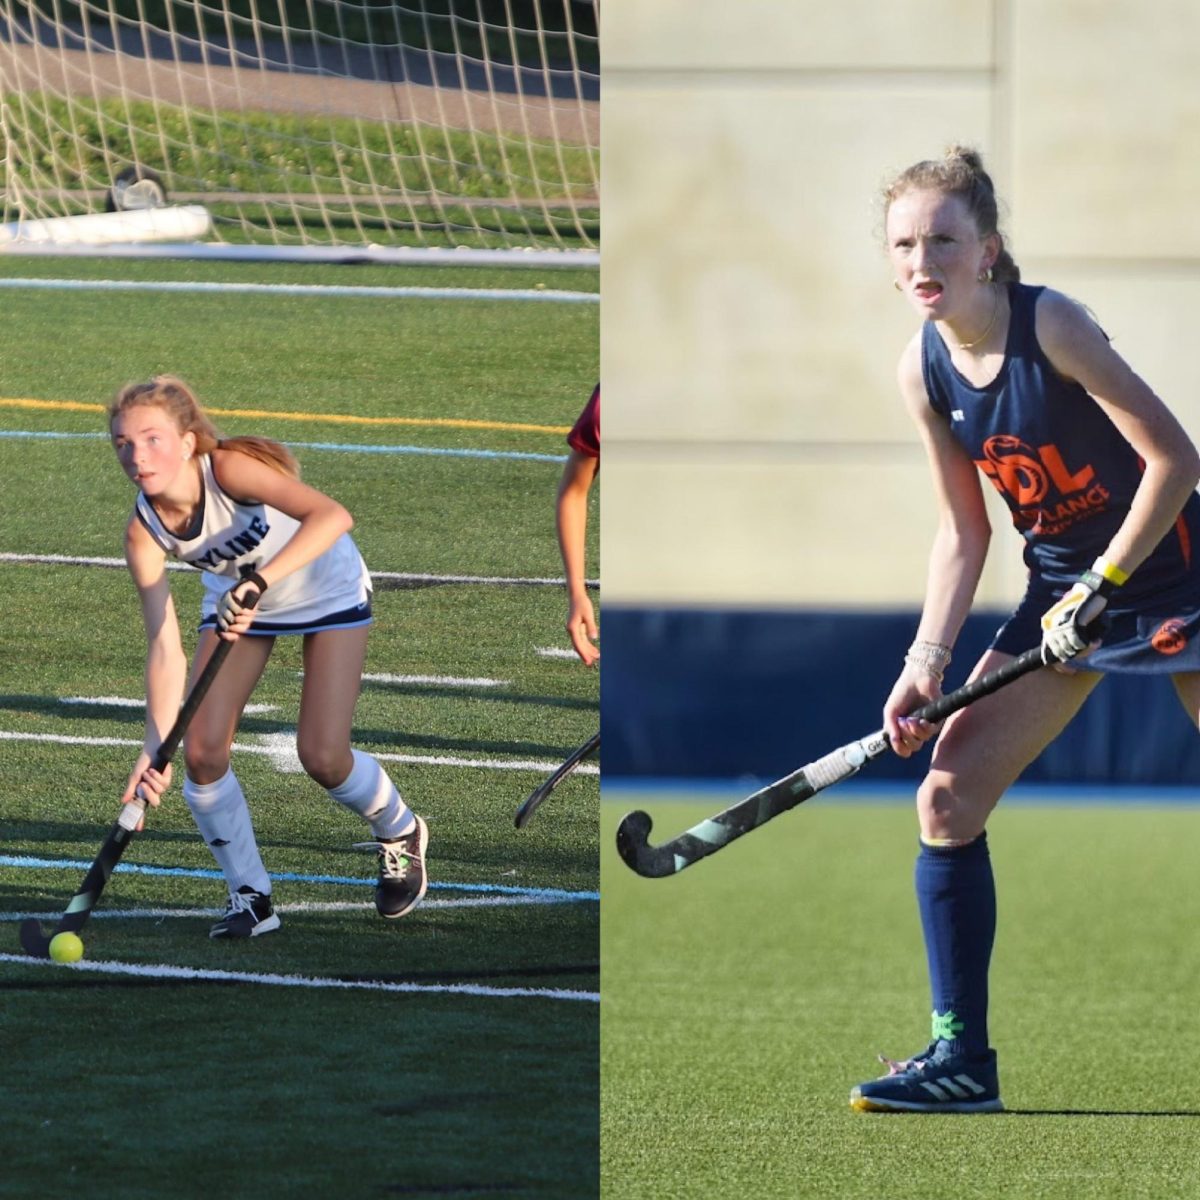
[298,626,428,919]
[851,650,1102,1113]
[181,629,280,938]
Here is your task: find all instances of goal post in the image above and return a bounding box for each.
[0,0,599,261]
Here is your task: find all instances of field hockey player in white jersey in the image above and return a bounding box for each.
[109,375,428,938]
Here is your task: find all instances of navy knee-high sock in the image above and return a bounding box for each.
[914,832,996,1057]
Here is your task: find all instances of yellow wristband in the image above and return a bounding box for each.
[1091,557,1129,587]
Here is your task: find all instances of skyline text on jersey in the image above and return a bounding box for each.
[185,514,270,570]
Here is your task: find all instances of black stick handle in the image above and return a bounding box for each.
[122,586,262,828]
[150,584,262,770]
[901,645,1045,728]
[616,640,1061,878]
[150,637,233,771]
[19,586,263,953]
[514,731,600,828]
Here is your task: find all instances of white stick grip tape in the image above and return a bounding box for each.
[802,741,866,791]
[117,797,147,832]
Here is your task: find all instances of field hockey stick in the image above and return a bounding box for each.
[617,640,1064,879]
[19,593,258,957]
[515,730,599,828]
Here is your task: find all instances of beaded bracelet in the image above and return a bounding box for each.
[904,639,952,682]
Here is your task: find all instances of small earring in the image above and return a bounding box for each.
[978,267,993,284]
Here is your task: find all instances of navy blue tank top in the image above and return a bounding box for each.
[921,282,1200,603]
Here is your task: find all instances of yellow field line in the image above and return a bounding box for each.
[0,396,571,436]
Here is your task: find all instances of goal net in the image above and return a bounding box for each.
[0,0,598,258]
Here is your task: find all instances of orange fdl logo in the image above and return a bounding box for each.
[974,436,1095,505]
[1151,619,1189,655]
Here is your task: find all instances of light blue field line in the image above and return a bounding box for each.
[0,277,599,304]
[0,429,567,463]
[0,854,598,902]
[602,776,1200,806]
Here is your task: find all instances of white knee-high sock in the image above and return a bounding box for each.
[326,749,413,840]
[183,768,271,895]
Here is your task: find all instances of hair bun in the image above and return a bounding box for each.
[945,144,985,174]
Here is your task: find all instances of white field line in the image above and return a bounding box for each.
[536,646,581,659]
[61,696,277,714]
[0,552,597,589]
[362,672,509,688]
[0,277,599,305]
[0,953,599,1003]
[0,895,572,923]
[0,729,599,775]
[255,730,305,773]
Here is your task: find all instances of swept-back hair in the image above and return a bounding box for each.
[883,144,1020,282]
[108,375,300,477]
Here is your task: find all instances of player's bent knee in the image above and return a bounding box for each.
[916,771,996,841]
[297,740,352,789]
[183,745,232,786]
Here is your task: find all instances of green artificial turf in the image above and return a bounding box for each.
[601,793,1200,1199]
[0,258,598,1199]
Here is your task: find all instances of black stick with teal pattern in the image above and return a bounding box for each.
[18,589,260,957]
[616,642,1054,879]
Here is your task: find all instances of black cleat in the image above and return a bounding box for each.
[209,885,281,939]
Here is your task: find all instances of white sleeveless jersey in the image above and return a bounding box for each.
[134,453,371,633]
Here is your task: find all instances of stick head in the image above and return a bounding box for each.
[18,918,52,959]
[514,785,550,829]
[615,810,679,878]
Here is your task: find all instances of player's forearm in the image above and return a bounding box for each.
[916,521,990,649]
[1100,454,1200,579]
[257,502,354,589]
[556,491,591,599]
[143,640,188,755]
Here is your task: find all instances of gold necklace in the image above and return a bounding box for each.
[955,286,1000,350]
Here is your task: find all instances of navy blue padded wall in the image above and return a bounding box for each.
[602,607,1200,785]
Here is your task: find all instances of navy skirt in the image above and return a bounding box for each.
[992,579,1200,673]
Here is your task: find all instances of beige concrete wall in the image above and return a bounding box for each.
[603,1,1200,608]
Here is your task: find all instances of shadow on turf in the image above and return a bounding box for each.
[382,1186,526,1197]
[2,815,598,879]
[0,819,205,850]
[1004,1108,1200,1118]
[0,692,598,756]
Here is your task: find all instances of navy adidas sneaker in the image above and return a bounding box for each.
[850,1040,1002,1113]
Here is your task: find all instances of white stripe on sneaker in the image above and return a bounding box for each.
[920,1082,950,1101]
[935,1077,970,1098]
[954,1074,988,1095]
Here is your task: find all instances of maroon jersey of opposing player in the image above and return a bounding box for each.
[567,384,600,458]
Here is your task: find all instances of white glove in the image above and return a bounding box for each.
[216,571,267,632]
[1040,560,1121,662]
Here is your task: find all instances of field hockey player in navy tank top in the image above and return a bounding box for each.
[109,375,429,939]
[848,147,1200,1114]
